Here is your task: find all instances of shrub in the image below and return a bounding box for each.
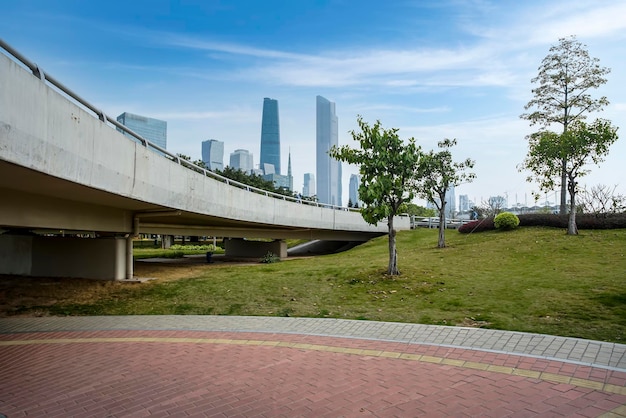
[494,212,520,230]
[458,211,626,234]
[261,251,281,263]
[517,212,626,229]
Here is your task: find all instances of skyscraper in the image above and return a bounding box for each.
[459,194,469,212]
[116,112,167,149]
[303,173,315,197]
[229,149,253,173]
[201,139,224,171]
[316,95,342,206]
[260,98,281,175]
[349,174,361,207]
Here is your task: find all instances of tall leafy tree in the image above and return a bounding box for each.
[330,117,422,275]
[521,35,610,214]
[418,139,475,248]
[521,119,618,234]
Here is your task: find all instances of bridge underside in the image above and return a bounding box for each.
[0,161,384,280]
[0,161,383,242]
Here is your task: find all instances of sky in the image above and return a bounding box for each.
[2,0,625,208]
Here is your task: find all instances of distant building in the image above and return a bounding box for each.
[303,173,315,197]
[459,194,469,212]
[263,151,293,191]
[201,139,224,171]
[229,149,253,173]
[316,95,342,206]
[349,174,361,207]
[262,163,275,175]
[116,112,167,149]
[260,98,281,174]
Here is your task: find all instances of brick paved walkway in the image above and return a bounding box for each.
[1,316,625,417]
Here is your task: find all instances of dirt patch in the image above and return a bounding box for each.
[0,256,259,317]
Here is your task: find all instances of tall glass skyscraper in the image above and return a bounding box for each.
[116,112,167,149]
[316,95,342,206]
[201,139,224,171]
[260,98,281,175]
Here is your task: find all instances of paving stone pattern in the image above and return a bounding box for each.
[1,316,625,417]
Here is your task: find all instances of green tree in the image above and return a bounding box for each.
[418,139,475,248]
[521,119,618,234]
[330,117,422,275]
[521,36,610,215]
[402,203,436,218]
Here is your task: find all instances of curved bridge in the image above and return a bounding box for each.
[0,40,409,280]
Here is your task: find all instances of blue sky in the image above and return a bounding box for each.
[3,0,625,207]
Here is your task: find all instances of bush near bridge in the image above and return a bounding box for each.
[459,212,626,233]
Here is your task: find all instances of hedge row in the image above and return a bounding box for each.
[458,212,626,233]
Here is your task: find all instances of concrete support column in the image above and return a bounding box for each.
[126,235,134,280]
[224,238,287,259]
[0,234,127,280]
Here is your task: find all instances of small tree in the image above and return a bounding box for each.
[521,36,610,214]
[521,119,618,234]
[330,117,422,275]
[418,139,475,248]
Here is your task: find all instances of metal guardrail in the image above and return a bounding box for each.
[0,38,356,212]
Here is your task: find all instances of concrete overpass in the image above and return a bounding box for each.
[0,40,410,280]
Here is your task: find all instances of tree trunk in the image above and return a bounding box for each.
[560,159,567,215]
[567,183,578,235]
[387,215,399,275]
[438,200,446,248]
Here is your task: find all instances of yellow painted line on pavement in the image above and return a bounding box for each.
[1,336,625,396]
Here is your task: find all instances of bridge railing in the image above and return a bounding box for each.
[0,38,356,213]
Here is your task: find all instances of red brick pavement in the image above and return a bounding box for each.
[1,330,625,417]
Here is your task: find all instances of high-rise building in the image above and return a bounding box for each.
[116,112,167,149]
[260,98,281,175]
[229,149,253,173]
[459,194,468,212]
[201,139,224,171]
[349,174,361,207]
[316,95,342,206]
[446,185,456,217]
[303,173,315,197]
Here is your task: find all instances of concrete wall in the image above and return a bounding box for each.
[224,238,288,259]
[0,234,126,280]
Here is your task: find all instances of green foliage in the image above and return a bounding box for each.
[402,203,435,217]
[330,117,422,275]
[13,228,626,343]
[170,244,215,252]
[418,138,475,248]
[261,251,281,264]
[217,166,293,196]
[494,212,520,230]
[331,117,421,226]
[521,35,611,215]
[521,119,618,234]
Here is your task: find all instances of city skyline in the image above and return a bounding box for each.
[3,1,625,206]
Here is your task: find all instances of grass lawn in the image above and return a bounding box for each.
[2,227,625,343]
